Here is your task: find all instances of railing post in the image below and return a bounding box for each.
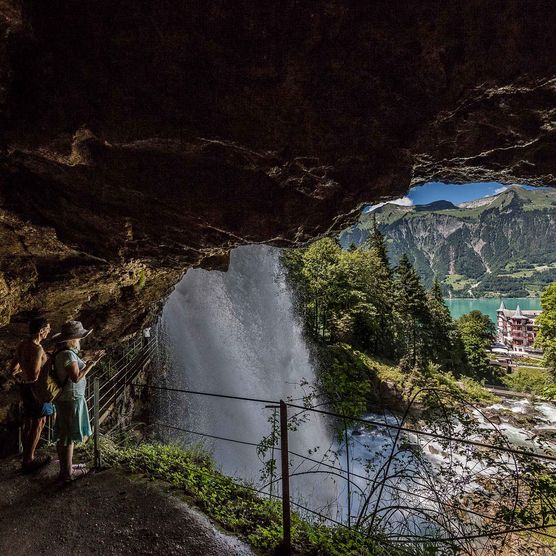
[279,400,291,556]
[93,377,101,470]
[270,406,277,501]
[344,418,351,529]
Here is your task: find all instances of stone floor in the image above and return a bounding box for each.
[0,454,254,555]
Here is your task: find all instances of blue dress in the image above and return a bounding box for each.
[53,349,92,445]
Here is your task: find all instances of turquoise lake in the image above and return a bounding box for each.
[445,297,541,323]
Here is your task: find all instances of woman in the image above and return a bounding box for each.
[52,320,104,482]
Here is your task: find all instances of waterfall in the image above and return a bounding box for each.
[153,243,556,536]
[155,245,340,511]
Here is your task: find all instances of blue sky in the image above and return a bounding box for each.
[410,182,512,205]
[365,182,542,211]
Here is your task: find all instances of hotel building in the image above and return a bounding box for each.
[496,301,541,353]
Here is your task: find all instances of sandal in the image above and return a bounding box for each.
[73,466,90,478]
[72,463,88,470]
[55,465,90,485]
[21,454,52,474]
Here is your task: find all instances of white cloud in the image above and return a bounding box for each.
[390,196,414,206]
[363,203,383,212]
[364,196,414,212]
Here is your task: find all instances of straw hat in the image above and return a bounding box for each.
[52,320,92,343]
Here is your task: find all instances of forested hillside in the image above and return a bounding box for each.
[341,186,556,297]
[281,231,507,418]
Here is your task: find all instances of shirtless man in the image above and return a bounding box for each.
[10,317,53,472]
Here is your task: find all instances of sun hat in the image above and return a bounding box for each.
[52,320,92,343]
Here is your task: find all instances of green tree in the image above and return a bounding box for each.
[393,254,432,370]
[334,247,394,353]
[535,282,556,376]
[364,218,396,356]
[457,310,496,379]
[427,279,465,373]
[282,237,397,356]
[367,213,390,269]
[299,238,343,340]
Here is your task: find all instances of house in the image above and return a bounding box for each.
[496,301,541,353]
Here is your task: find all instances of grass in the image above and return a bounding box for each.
[426,206,485,220]
[502,366,556,399]
[511,356,545,366]
[498,263,556,279]
[498,269,535,278]
[136,270,146,289]
[444,274,475,292]
[91,438,418,556]
[320,344,497,421]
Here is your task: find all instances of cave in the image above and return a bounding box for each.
[2,3,556,453]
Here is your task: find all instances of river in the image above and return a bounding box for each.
[445,297,541,323]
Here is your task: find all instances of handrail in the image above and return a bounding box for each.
[39,333,555,553]
[131,384,556,464]
[95,343,157,407]
[125,379,555,551]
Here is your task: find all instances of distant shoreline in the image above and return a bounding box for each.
[444,297,541,323]
[444,296,540,300]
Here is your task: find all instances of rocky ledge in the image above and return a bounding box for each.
[1,2,556,449]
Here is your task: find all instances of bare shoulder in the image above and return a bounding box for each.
[19,340,42,357]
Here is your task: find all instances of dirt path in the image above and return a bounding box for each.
[0,455,255,556]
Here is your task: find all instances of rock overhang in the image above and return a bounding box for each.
[1,1,556,351]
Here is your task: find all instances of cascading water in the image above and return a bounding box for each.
[154,245,341,511]
[152,243,556,542]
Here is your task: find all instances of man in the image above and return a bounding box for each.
[10,317,53,472]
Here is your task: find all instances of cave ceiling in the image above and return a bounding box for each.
[1,0,556,346]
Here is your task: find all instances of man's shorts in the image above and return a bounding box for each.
[20,384,55,419]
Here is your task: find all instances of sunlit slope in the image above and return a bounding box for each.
[341,186,556,297]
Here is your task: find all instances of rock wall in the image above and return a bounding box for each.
[1,1,556,449]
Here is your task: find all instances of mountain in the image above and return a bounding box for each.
[340,186,556,297]
[414,200,457,211]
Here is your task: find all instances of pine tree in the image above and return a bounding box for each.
[368,213,390,269]
[393,254,432,370]
[364,214,396,355]
[430,278,443,302]
[428,279,465,372]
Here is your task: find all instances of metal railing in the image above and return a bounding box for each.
[36,336,556,555]
[121,381,556,556]
[41,333,157,445]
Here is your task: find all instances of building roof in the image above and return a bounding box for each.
[499,308,541,319]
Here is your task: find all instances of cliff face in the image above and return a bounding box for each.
[1,2,556,446]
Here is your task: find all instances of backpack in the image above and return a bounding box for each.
[32,349,70,404]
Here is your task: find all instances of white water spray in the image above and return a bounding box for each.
[156,245,340,509]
